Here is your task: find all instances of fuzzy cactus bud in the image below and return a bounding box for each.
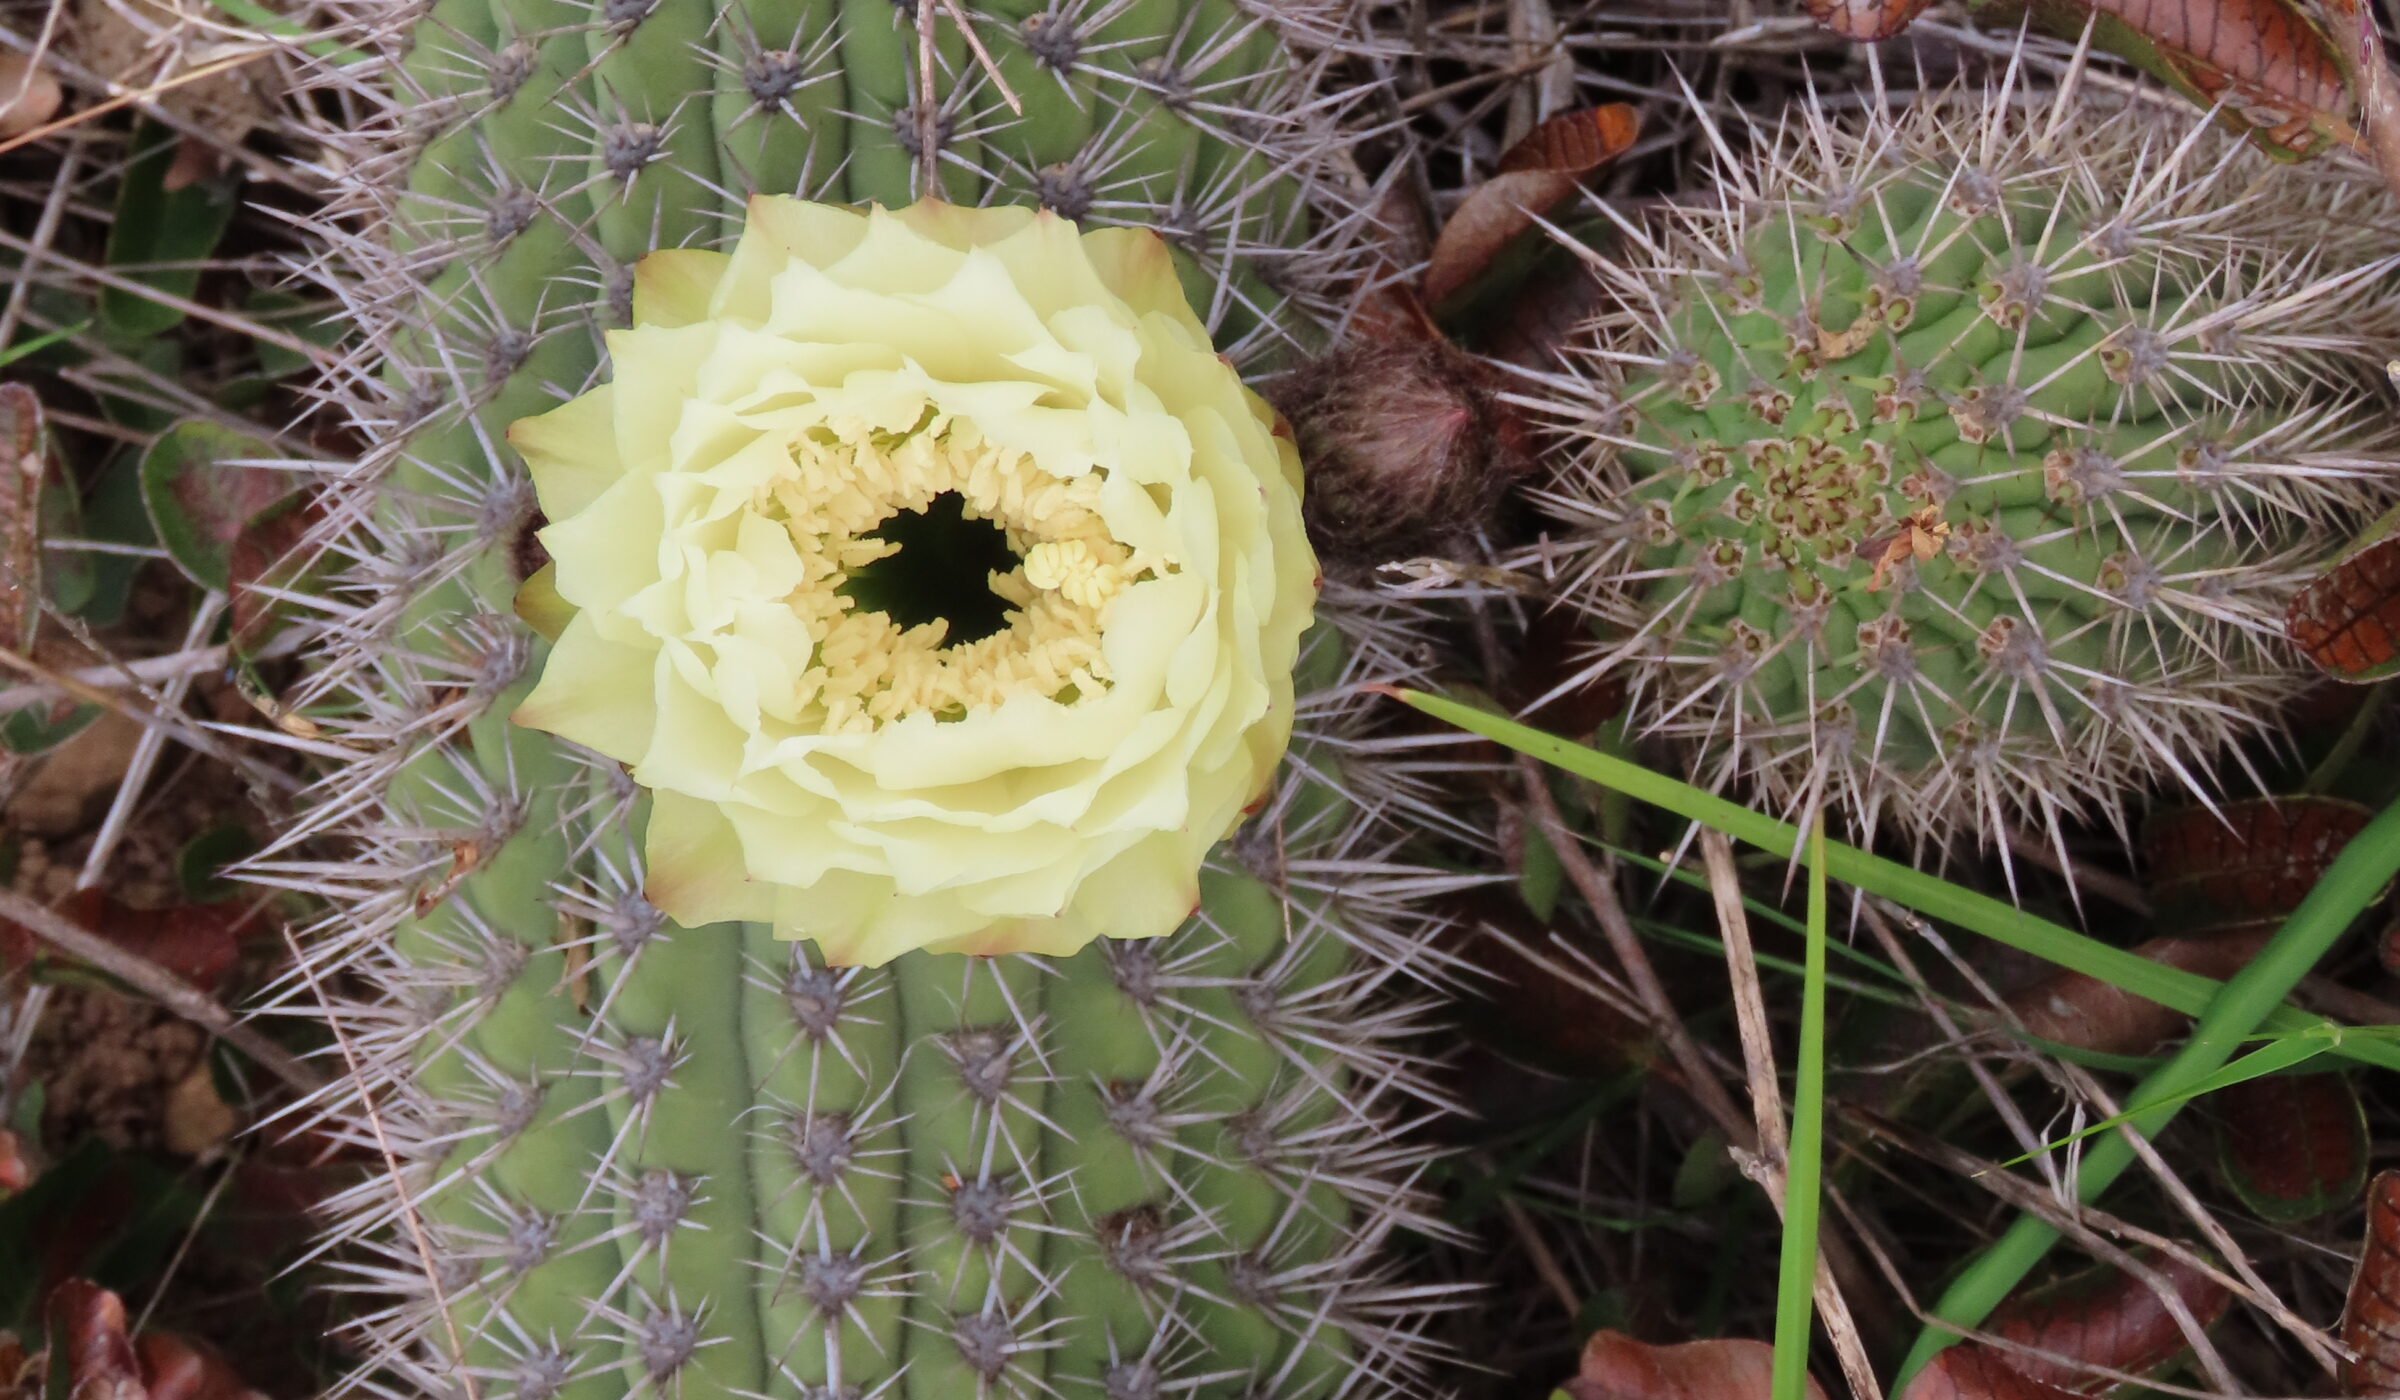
[1276,327,1535,570]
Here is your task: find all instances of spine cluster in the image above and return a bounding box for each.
[1517,81,2400,852]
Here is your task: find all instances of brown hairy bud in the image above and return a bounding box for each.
[1273,331,1534,572]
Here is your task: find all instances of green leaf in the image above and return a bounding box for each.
[0,703,98,756]
[0,320,89,372]
[176,824,257,903]
[1394,687,2400,1074]
[99,120,240,345]
[139,419,289,592]
[66,448,153,628]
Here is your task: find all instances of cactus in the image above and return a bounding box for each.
[1522,80,2400,853]
[265,1,1456,1396]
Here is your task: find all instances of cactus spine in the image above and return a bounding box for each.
[270,1,1452,1396]
[1522,77,2400,853]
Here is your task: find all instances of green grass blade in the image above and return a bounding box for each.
[1898,792,2400,1384]
[1771,817,1830,1400]
[1393,688,2400,1074]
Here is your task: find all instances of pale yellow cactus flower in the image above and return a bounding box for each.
[508,198,1319,966]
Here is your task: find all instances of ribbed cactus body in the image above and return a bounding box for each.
[278,1,1441,1396]
[1530,88,2400,847]
[409,788,1409,1400]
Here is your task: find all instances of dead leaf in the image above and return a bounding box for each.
[135,1331,266,1400]
[2216,1070,2367,1223]
[2003,928,2271,1055]
[0,887,268,989]
[2290,497,2400,679]
[1976,0,2356,159]
[1991,1252,2230,1390]
[1503,602,1625,741]
[1806,0,1937,39]
[1442,886,1649,1075]
[162,1060,238,1157]
[1903,1252,2229,1400]
[7,709,141,838]
[1424,105,1638,308]
[225,490,322,657]
[1902,1346,2088,1400]
[0,385,45,655]
[2143,796,2371,932]
[44,1280,142,1400]
[1566,1331,1825,1400]
[0,54,63,142]
[2342,1171,2400,1393]
[0,1126,28,1195]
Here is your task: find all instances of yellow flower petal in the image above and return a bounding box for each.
[633,248,732,329]
[508,196,1320,965]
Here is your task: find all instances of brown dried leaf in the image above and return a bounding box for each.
[2003,928,2270,1055]
[2291,499,2400,680]
[2216,1071,2367,1223]
[134,1332,265,1400]
[1987,1252,2231,1390]
[0,384,46,655]
[1978,0,2357,159]
[1443,886,1649,1075]
[1425,105,1637,308]
[2341,1170,2400,1394]
[0,1126,28,1196]
[1902,1345,2089,1400]
[0,887,269,989]
[1806,0,1937,39]
[45,1280,143,1400]
[1902,1253,2229,1400]
[0,55,62,142]
[1565,1331,1824,1400]
[1504,604,1625,740]
[2142,796,2371,932]
[225,491,322,657]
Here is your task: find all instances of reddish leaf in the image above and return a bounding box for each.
[2341,1171,2400,1394]
[1424,105,1637,308]
[1565,1331,1825,1400]
[2004,929,2270,1055]
[45,1280,142,1400]
[0,384,43,656]
[2290,500,2400,679]
[1984,0,2357,159]
[1988,1252,2230,1389]
[1504,604,1625,740]
[1443,886,1649,1076]
[225,490,323,657]
[2216,1071,2368,1223]
[0,54,63,142]
[137,420,292,594]
[0,888,269,989]
[0,1126,27,1197]
[1807,0,1937,39]
[135,1332,264,1400]
[2142,796,2371,932]
[1903,1345,2088,1400]
[1903,1253,2228,1400]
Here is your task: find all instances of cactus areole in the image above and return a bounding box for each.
[1538,89,2400,847]
[508,198,1319,968]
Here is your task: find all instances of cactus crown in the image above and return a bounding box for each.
[1524,75,2400,853]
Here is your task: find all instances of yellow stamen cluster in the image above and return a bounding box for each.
[768,411,1166,734]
